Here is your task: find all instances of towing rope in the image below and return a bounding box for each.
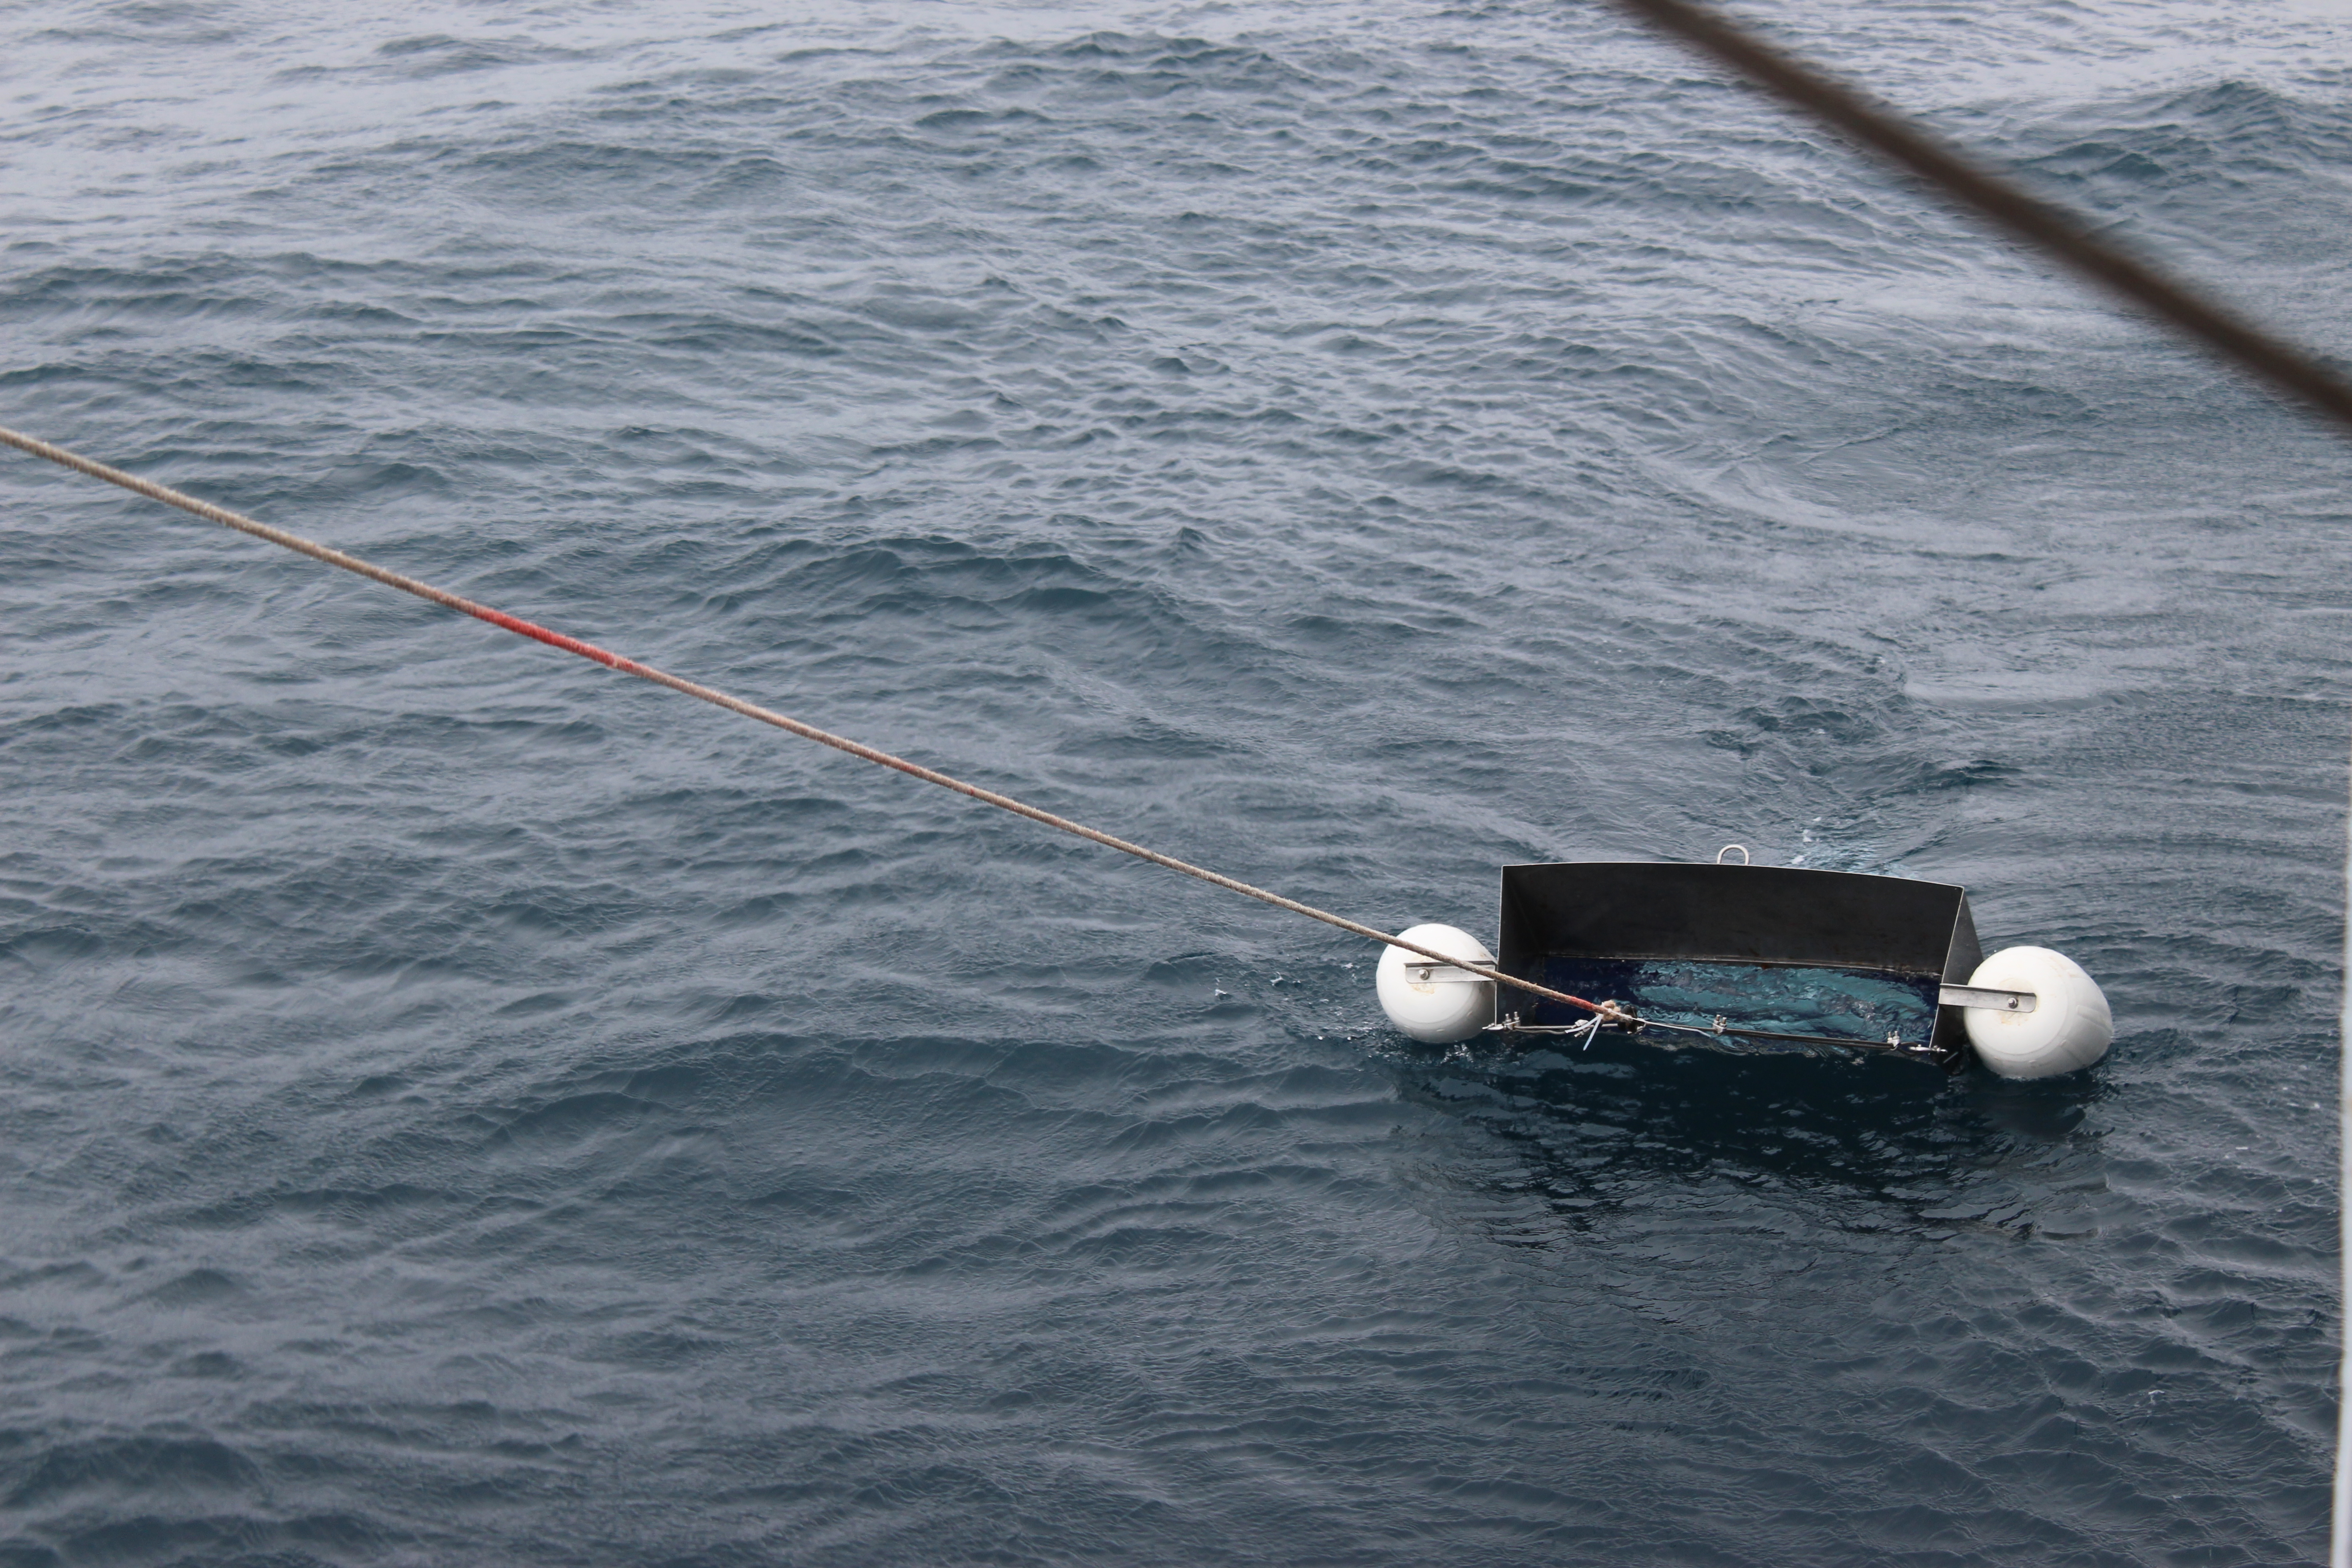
[0,421,1637,1028]
[1604,0,2352,436]
[16,2,2346,1054]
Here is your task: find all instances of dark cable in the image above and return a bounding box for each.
[1601,0,2352,435]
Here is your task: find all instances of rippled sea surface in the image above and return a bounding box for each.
[5,1,2348,1562]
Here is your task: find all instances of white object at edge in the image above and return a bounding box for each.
[1376,923,1497,1044]
[1965,946,2112,1079]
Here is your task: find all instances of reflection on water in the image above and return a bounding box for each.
[1391,1027,2105,1231]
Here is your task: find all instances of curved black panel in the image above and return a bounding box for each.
[1496,862,1982,1068]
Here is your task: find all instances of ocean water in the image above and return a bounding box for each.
[3,0,2347,1562]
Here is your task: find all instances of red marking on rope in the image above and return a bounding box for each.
[467,605,627,671]
[0,419,1618,1021]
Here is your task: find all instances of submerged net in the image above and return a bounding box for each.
[1525,957,1942,1055]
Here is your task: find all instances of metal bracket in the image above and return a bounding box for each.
[1486,1010,1939,1058]
[1937,983,2036,1013]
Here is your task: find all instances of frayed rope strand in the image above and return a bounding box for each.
[0,422,1629,1024]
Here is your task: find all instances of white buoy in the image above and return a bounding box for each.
[1964,946,2112,1078]
[1376,924,1498,1044]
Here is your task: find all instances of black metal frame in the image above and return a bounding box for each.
[1494,862,1984,1070]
